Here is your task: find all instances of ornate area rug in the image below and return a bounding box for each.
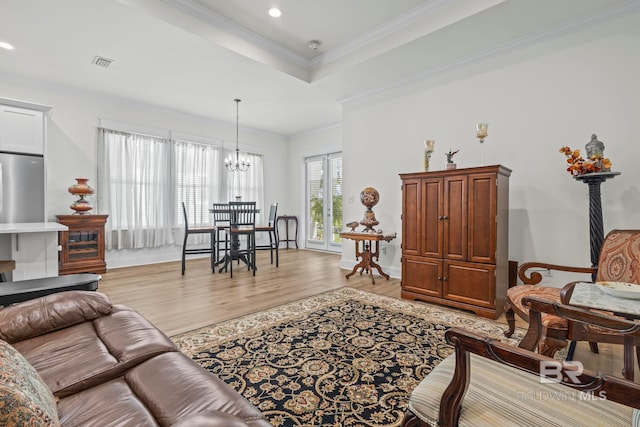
[172,288,525,427]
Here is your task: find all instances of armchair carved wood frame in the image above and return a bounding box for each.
[401,296,640,427]
[504,229,640,378]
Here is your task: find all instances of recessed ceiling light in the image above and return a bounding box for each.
[268,8,282,18]
[0,42,15,50]
[307,40,322,50]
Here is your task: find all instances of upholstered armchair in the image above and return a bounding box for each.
[402,296,640,427]
[504,229,640,361]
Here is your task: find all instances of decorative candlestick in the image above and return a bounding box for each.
[475,123,489,166]
[424,139,435,171]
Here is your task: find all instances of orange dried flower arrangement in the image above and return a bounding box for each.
[559,146,611,176]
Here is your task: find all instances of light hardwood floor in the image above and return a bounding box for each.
[98,249,631,379]
[98,249,400,336]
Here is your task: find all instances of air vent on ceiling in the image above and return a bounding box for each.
[92,56,114,68]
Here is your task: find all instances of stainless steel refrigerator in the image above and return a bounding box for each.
[0,152,45,223]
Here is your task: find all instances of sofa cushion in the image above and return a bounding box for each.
[0,339,59,426]
[57,352,270,426]
[56,377,161,426]
[0,291,112,343]
[409,353,634,427]
[125,352,268,425]
[13,305,178,397]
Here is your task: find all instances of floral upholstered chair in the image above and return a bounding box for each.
[504,229,640,363]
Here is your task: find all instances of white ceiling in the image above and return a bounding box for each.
[1,0,637,136]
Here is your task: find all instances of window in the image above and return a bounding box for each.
[175,141,221,228]
[98,128,264,250]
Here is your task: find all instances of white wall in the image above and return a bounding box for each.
[339,12,640,285]
[0,74,289,268]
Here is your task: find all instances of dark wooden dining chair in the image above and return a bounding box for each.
[255,202,279,267]
[181,202,216,275]
[225,201,257,278]
[211,203,230,267]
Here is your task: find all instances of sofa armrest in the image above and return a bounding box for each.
[439,327,640,427]
[517,262,596,285]
[0,291,112,343]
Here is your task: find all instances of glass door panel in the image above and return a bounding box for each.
[305,153,342,252]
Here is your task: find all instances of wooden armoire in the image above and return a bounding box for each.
[399,165,511,319]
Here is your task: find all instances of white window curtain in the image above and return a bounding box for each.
[98,128,174,249]
[98,127,265,251]
[175,140,221,244]
[225,150,265,223]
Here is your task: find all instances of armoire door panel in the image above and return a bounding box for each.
[421,178,442,258]
[468,173,496,263]
[401,179,420,256]
[443,175,467,261]
[402,256,441,297]
[443,261,495,308]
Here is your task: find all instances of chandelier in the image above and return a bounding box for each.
[225,98,250,172]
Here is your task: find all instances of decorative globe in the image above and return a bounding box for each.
[359,187,380,232]
[360,187,380,210]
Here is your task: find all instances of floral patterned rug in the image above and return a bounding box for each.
[172,288,525,427]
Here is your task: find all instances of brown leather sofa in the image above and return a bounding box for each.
[0,290,271,426]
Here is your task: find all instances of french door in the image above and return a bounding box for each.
[305,153,342,252]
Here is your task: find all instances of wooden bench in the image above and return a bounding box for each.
[0,273,101,306]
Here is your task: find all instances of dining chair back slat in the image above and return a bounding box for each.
[225,201,257,278]
[212,203,230,225]
[229,202,257,230]
[212,203,230,266]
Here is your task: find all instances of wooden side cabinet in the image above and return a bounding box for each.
[57,214,108,275]
[399,165,511,319]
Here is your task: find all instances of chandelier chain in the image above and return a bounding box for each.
[225,98,250,172]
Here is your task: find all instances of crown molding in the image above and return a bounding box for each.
[310,0,455,69]
[338,0,640,104]
[163,0,311,70]
[165,0,469,75]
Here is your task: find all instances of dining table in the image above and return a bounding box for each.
[209,205,260,273]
